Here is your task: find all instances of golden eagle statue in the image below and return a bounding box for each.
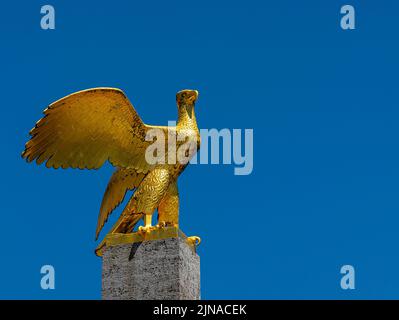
[22,88,201,253]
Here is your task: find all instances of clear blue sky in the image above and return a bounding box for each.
[0,0,398,299]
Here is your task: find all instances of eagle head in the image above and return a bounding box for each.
[176,89,199,107]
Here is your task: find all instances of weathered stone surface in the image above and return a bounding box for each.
[102,237,200,300]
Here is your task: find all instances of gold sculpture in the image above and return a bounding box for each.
[22,88,201,254]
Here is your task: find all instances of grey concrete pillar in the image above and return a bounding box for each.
[101,235,200,300]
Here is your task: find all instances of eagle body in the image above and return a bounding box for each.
[22,88,200,244]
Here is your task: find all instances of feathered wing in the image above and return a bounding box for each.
[158,181,179,225]
[96,167,145,239]
[22,88,154,172]
[22,88,180,239]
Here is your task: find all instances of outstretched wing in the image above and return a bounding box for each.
[96,167,146,239]
[22,88,153,172]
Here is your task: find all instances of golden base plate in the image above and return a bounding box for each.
[95,226,200,257]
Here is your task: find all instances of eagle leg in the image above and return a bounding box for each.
[157,180,179,229]
[138,214,156,233]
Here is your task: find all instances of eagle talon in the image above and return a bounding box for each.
[138,225,154,233]
[156,221,166,229]
[187,236,201,247]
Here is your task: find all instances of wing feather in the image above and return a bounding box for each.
[22,88,154,173]
[96,167,146,239]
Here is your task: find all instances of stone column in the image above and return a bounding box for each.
[100,227,200,300]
